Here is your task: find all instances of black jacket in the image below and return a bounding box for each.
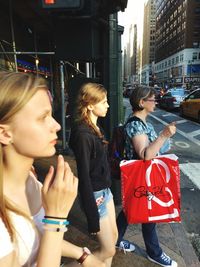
[69,122,111,233]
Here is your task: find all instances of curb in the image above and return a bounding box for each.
[171,223,200,267]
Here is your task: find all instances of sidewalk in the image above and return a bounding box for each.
[34,154,200,267]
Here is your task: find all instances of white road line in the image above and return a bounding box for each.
[174,119,187,124]
[161,113,177,117]
[188,129,200,137]
[180,163,200,189]
[150,113,200,146]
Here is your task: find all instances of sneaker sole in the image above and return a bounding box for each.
[147,255,177,267]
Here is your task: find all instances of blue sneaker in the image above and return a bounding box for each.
[116,240,135,253]
[147,252,177,267]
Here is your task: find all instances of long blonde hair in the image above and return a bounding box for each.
[76,82,107,139]
[0,71,48,241]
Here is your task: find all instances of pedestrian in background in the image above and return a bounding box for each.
[69,83,118,267]
[0,71,105,267]
[116,86,177,267]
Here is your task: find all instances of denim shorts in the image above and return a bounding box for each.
[93,188,113,218]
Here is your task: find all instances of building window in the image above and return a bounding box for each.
[193,42,199,48]
[180,54,184,61]
[193,52,198,60]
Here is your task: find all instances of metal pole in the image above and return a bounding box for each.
[59,61,66,151]
[109,13,119,132]
[86,62,90,77]
[93,62,96,78]
[89,63,93,77]
[9,0,18,71]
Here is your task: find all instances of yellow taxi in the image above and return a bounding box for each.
[180,89,200,123]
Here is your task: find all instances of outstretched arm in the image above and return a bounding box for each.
[132,122,176,160]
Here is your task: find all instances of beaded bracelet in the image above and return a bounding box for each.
[44,215,67,220]
[42,218,70,226]
[43,226,68,232]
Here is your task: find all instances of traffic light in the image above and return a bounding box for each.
[41,0,83,10]
[41,0,127,14]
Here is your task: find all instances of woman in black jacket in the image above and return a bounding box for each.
[70,83,118,267]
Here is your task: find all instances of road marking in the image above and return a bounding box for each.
[188,129,200,137]
[175,141,190,148]
[180,163,200,189]
[174,119,187,124]
[162,113,177,117]
[150,113,200,146]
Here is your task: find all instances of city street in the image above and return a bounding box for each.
[124,97,200,257]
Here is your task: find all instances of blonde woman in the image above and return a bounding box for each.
[69,83,118,267]
[0,71,105,267]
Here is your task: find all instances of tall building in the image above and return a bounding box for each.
[130,24,138,84]
[155,0,200,88]
[141,0,156,85]
[123,24,138,83]
[131,24,137,75]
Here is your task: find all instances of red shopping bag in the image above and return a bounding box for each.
[120,154,181,224]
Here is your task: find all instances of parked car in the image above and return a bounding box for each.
[180,89,200,123]
[159,88,187,110]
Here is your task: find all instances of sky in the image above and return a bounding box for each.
[118,0,147,48]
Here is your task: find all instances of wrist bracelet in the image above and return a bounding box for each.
[42,218,70,226]
[44,215,67,220]
[77,247,91,264]
[43,226,68,232]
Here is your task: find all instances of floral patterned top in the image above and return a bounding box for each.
[124,115,171,159]
[124,116,158,160]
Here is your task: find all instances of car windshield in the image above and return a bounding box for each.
[170,89,185,96]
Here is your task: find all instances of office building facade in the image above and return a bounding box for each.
[155,0,200,88]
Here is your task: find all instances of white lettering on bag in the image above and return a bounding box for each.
[145,159,179,221]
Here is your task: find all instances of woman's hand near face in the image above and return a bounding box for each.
[42,155,78,218]
[160,122,176,139]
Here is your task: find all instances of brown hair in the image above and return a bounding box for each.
[129,86,156,112]
[76,82,107,139]
[0,71,48,241]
